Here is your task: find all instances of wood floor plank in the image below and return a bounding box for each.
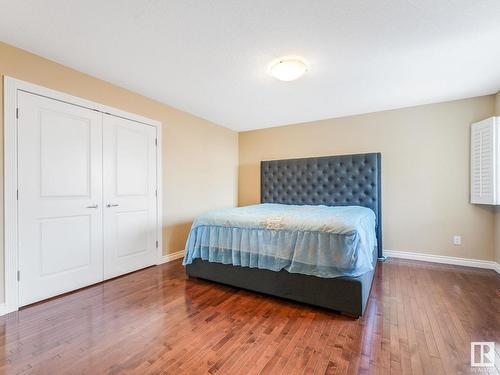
[0,258,498,374]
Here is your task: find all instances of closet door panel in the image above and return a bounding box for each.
[103,114,157,279]
[17,92,103,306]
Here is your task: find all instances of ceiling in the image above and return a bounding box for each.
[1,1,499,131]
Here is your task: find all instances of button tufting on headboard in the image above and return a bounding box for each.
[261,153,382,258]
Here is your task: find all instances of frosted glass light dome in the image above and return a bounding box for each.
[269,58,308,81]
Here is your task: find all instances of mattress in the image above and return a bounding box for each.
[183,203,377,278]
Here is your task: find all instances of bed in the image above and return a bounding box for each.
[184,153,382,317]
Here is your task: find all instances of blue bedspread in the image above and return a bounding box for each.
[183,203,377,278]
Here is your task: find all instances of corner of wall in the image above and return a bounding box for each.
[496,91,500,114]
[495,92,500,264]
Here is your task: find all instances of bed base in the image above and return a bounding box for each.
[186,253,377,317]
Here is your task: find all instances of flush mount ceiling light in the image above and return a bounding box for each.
[269,58,309,81]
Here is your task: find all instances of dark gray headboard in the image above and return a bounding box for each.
[261,153,382,258]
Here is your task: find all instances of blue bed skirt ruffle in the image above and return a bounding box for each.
[183,225,375,278]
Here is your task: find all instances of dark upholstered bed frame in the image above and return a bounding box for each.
[186,153,382,317]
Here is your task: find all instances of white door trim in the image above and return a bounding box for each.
[3,76,163,315]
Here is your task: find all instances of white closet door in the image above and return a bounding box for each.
[103,114,158,279]
[18,92,104,306]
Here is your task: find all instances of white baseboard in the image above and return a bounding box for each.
[0,303,17,317]
[493,262,500,274]
[157,250,185,265]
[384,249,500,274]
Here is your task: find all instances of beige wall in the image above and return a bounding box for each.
[0,42,238,301]
[239,96,496,261]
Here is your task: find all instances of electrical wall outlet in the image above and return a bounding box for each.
[453,235,461,246]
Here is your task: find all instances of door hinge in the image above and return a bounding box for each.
[155,138,158,147]
[156,240,159,248]
[155,189,158,197]
[17,270,20,282]
[16,108,19,119]
[16,190,19,200]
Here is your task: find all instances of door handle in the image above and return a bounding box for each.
[106,203,119,208]
[86,204,98,209]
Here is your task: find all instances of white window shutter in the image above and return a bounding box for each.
[470,117,496,204]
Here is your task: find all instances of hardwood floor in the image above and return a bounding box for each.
[0,258,499,374]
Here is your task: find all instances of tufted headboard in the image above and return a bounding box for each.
[261,153,382,258]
